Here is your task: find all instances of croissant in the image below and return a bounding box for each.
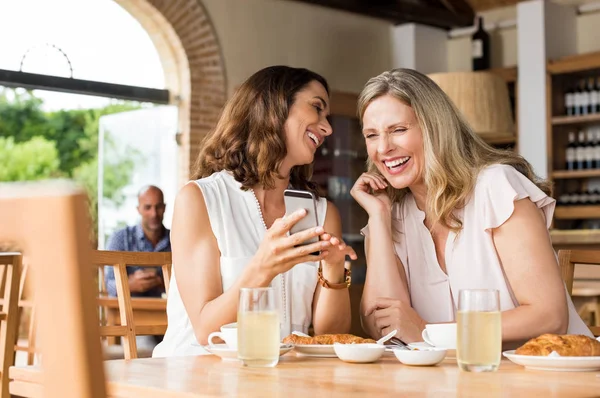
[283,333,376,345]
[515,334,600,356]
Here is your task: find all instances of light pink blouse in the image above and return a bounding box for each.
[364,164,591,336]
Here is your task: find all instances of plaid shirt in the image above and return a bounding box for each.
[104,224,171,297]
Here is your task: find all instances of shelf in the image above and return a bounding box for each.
[552,113,600,126]
[550,229,600,245]
[488,66,517,84]
[547,51,600,75]
[555,206,600,220]
[552,170,600,179]
[480,134,516,145]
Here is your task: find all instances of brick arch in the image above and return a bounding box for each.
[114,0,227,182]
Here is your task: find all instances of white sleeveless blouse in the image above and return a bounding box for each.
[153,170,327,357]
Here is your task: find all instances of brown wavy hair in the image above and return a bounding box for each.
[192,65,329,196]
[358,68,551,233]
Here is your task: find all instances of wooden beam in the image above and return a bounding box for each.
[287,0,474,29]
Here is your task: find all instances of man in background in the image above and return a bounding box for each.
[105,185,171,298]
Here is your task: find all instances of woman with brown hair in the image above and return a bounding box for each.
[351,68,591,347]
[153,66,356,357]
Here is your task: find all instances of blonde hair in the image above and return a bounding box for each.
[357,68,550,232]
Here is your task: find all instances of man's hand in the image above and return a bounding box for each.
[128,269,162,293]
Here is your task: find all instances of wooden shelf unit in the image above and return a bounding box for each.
[552,113,600,126]
[547,51,600,234]
[552,170,600,179]
[555,206,600,220]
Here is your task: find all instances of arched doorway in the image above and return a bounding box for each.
[114,0,227,182]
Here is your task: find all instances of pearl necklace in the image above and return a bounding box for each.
[250,189,287,325]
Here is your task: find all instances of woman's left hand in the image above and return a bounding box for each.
[365,297,426,342]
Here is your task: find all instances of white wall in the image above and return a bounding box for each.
[201,0,392,96]
[447,3,600,72]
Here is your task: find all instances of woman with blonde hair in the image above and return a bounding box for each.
[153,66,356,357]
[351,68,590,346]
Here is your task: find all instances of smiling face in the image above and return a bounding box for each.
[362,94,425,191]
[282,80,332,171]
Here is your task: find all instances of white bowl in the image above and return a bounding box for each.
[393,347,446,366]
[333,343,386,363]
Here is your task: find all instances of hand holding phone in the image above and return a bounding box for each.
[284,189,320,253]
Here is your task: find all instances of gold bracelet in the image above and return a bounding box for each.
[317,267,351,289]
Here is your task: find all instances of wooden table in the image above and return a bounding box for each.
[9,353,600,397]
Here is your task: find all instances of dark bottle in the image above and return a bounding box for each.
[588,77,598,114]
[565,85,574,116]
[586,130,595,170]
[581,79,590,116]
[471,17,490,71]
[576,130,587,170]
[596,77,600,113]
[566,131,576,170]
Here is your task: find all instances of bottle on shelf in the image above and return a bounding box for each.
[589,77,598,115]
[580,79,590,116]
[596,77,600,114]
[586,129,596,170]
[576,130,587,170]
[566,131,576,170]
[595,129,600,169]
[565,85,574,116]
[573,80,581,116]
[471,16,490,71]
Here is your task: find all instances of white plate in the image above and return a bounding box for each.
[293,344,336,358]
[503,350,600,372]
[202,344,294,361]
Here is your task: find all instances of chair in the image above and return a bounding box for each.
[93,250,171,359]
[0,181,107,397]
[557,249,600,337]
[0,253,22,397]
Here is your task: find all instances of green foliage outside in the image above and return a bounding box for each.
[0,88,144,244]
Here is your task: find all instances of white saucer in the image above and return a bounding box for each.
[293,344,336,358]
[503,350,600,372]
[202,344,294,361]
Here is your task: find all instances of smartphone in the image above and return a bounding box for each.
[283,189,320,253]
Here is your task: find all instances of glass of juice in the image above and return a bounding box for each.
[237,287,280,367]
[457,289,501,372]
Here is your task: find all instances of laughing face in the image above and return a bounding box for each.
[362,94,425,191]
[282,80,332,171]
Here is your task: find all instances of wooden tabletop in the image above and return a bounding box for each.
[9,353,600,397]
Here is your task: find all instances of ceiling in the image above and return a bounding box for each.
[288,0,595,28]
[287,0,476,29]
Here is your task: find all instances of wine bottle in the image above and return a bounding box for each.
[574,80,581,116]
[565,85,574,116]
[471,16,490,71]
[596,77,600,113]
[580,79,590,116]
[595,129,600,169]
[566,131,576,170]
[589,77,598,114]
[576,130,587,170]
[586,129,595,170]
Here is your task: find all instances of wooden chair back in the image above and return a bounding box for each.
[558,249,600,336]
[93,250,171,359]
[0,181,107,398]
[0,253,22,398]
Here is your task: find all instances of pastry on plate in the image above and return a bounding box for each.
[515,333,600,356]
[283,333,375,345]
